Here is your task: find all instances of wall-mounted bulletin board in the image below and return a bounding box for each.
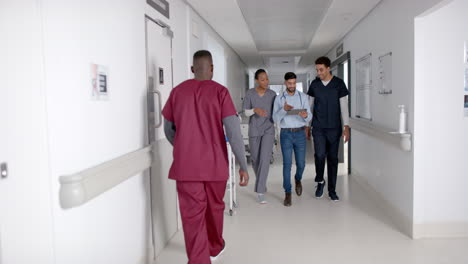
[356,53,372,120]
[378,52,392,95]
[464,41,468,117]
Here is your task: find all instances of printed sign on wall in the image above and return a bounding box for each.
[465,68,468,92]
[465,41,468,64]
[91,63,109,100]
[465,41,468,92]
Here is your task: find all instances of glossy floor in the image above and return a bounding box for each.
[157,144,468,264]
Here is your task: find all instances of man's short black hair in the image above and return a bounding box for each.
[193,50,212,62]
[315,56,331,67]
[284,72,297,81]
[254,69,267,80]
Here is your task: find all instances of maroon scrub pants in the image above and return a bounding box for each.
[176,181,227,264]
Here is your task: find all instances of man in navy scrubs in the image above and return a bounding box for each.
[307,56,350,201]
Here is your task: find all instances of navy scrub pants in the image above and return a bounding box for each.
[312,127,342,194]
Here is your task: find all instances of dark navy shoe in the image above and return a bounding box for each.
[329,192,340,202]
[315,181,325,198]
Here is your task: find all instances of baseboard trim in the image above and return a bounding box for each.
[351,170,414,238]
[413,222,468,239]
[352,170,468,239]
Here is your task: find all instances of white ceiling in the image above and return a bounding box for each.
[236,0,330,52]
[186,0,382,84]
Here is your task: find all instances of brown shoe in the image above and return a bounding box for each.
[295,180,302,196]
[284,193,292,207]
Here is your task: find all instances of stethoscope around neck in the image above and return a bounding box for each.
[280,90,302,106]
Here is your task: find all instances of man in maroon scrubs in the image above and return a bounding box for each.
[162,50,249,264]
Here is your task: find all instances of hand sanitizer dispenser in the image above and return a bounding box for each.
[398,105,407,133]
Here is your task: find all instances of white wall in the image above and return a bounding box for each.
[414,0,468,238]
[296,73,308,92]
[248,69,256,89]
[41,0,155,262]
[188,9,248,110]
[0,1,55,263]
[1,0,247,262]
[326,0,443,237]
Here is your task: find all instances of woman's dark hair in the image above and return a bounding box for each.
[254,69,267,80]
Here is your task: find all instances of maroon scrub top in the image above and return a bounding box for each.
[162,79,237,181]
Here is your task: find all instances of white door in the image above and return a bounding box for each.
[0,3,55,262]
[145,15,178,258]
[0,60,6,264]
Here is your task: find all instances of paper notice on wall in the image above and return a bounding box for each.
[465,68,468,92]
[91,63,109,100]
[465,41,468,64]
[465,41,468,92]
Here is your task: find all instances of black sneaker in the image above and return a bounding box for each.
[329,192,340,202]
[315,181,325,198]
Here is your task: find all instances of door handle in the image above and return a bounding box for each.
[148,76,163,129]
[1,162,7,179]
[152,90,163,128]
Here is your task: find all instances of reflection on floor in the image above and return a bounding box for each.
[156,140,468,264]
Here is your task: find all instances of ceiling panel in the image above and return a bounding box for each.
[187,0,382,81]
[237,0,331,52]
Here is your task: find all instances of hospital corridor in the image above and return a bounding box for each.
[1,0,468,264]
[157,145,468,264]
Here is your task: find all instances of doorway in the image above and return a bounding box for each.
[331,52,351,175]
[144,15,178,259]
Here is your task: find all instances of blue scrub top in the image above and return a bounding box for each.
[307,76,349,129]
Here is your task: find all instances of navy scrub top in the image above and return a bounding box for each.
[307,76,349,129]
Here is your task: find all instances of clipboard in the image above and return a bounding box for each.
[286,109,307,115]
